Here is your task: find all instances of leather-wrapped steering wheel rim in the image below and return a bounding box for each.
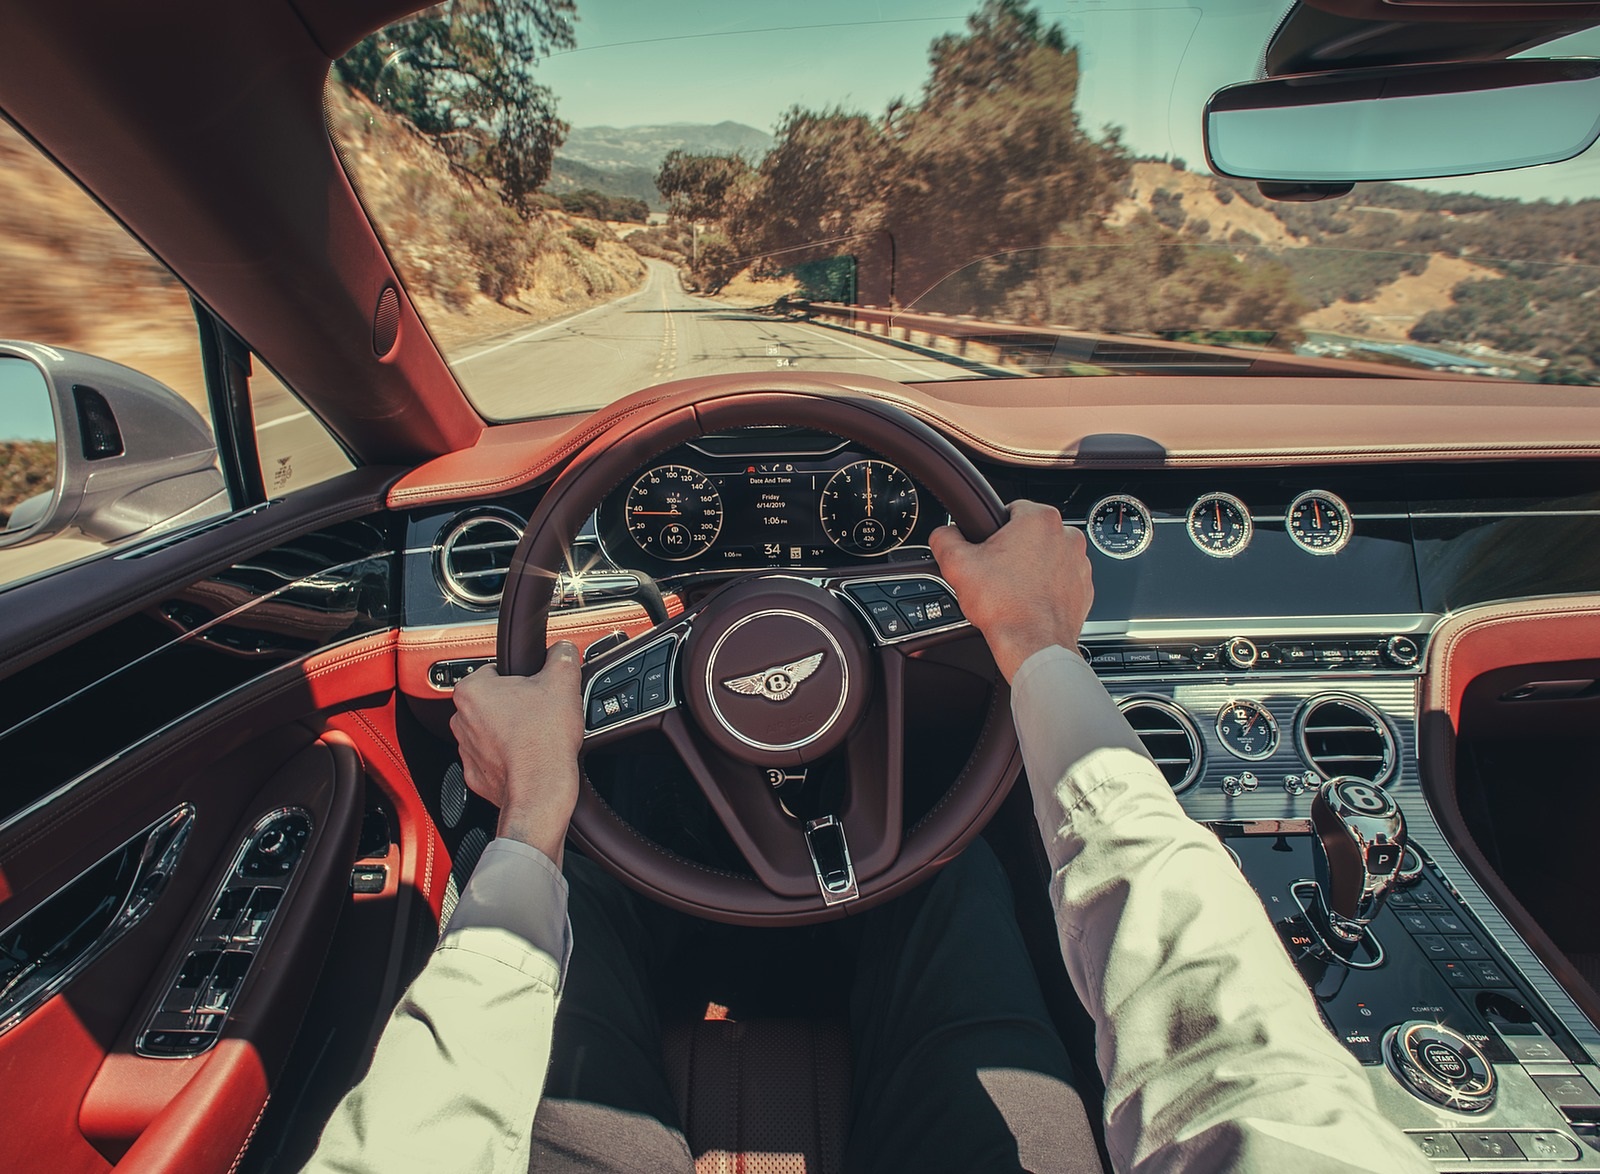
[498,376,1022,924]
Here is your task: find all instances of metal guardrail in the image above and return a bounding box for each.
[792,300,1442,379]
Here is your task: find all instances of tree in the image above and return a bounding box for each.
[656,151,752,222]
[335,0,577,217]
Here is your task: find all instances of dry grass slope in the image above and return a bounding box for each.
[326,86,646,354]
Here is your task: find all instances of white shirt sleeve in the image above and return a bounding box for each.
[302,839,570,1174]
[1011,645,1431,1174]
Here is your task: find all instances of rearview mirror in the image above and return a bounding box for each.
[0,342,225,549]
[1204,59,1600,184]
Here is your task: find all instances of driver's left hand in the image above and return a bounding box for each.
[451,640,583,864]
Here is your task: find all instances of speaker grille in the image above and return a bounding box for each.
[437,510,524,608]
[1297,694,1395,785]
[373,285,400,357]
[1117,696,1203,793]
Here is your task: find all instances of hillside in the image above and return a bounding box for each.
[561,121,772,172]
[0,119,209,415]
[327,86,646,352]
[1106,160,1600,380]
[548,121,775,210]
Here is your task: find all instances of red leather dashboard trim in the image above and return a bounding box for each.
[1420,596,1600,1032]
[385,372,1600,508]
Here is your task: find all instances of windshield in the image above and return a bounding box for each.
[326,2,1600,418]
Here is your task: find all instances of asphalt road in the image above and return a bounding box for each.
[453,259,973,420]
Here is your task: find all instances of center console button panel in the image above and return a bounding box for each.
[1082,635,1424,674]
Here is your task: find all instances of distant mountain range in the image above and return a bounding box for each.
[548,121,773,209]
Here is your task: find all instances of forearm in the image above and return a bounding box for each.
[304,840,570,1174]
[1014,647,1429,1173]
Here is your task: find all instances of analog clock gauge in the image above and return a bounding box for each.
[1086,494,1153,559]
[1216,699,1279,761]
[625,465,724,561]
[1287,490,1353,555]
[1188,493,1252,558]
[820,460,919,556]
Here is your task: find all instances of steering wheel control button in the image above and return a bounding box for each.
[842,577,965,642]
[1385,1022,1496,1113]
[584,637,679,733]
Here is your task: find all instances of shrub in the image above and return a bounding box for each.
[568,224,600,250]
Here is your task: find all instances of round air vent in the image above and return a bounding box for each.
[437,510,524,608]
[1296,694,1396,785]
[1116,696,1203,793]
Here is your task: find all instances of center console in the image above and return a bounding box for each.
[1089,627,1600,1169]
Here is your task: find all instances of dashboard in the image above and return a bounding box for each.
[385,414,1600,1167]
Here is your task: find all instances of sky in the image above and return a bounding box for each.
[535,0,1600,202]
[0,357,54,442]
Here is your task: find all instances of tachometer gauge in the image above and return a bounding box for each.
[1216,699,1279,761]
[1188,493,1252,558]
[1086,494,1153,560]
[1286,490,1352,555]
[625,465,723,561]
[820,460,919,557]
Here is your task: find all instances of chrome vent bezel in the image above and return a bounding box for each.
[1116,695,1203,793]
[1296,693,1397,786]
[436,510,525,608]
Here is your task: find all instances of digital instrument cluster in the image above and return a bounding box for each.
[595,444,936,574]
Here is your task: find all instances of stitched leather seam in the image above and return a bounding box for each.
[227,1093,272,1174]
[1432,598,1600,714]
[388,394,679,504]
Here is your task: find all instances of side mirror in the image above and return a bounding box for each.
[0,341,226,549]
[1204,59,1600,184]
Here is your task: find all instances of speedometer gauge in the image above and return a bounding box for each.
[625,465,723,561]
[820,460,919,556]
[1188,493,1252,558]
[1286,490,1352,555]
[1087,494,1152,559]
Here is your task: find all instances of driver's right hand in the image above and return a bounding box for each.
[929,500,1094,683]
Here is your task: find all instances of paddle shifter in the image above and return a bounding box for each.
[1308,776,1407,956]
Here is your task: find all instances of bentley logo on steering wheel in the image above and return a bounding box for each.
[721,653,825,702]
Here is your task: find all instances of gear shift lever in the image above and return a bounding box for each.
[1309,776,1407,955]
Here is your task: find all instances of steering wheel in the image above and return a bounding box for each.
[498,379,1022,924]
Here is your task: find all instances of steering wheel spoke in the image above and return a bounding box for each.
[658,707,821,899]
[835,645,906,882]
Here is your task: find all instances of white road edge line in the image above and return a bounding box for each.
[795,321,945,379]
[258,410,310,431]
[456,265,663,365]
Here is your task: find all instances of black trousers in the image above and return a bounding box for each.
[529,840,1102,1174]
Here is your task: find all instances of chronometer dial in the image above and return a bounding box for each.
[1287,490,1352,555]
[1188,493,1252,558]
[1087,494,1153,560]
[1217,699,1279,760]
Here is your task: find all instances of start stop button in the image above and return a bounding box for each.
[1386,1022,1496,1113]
